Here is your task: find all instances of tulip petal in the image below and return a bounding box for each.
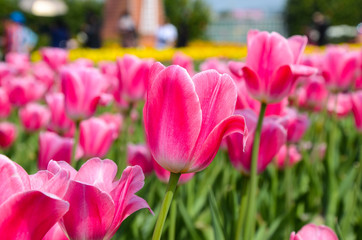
[242,66,264,100]
[107,165,152,238]
[0,191,69,240]
[228,61,245,78]
[145,65,202,172]
[193,70,237,149]
[287,35,307,64]
[43,223,68,240]
[188,115,248,172]
[61,181,115,240]
[296,224,338,240]
[0,154,30,202]
[47,160,77,179]
[75,157,118,193]
[268,65,294,103]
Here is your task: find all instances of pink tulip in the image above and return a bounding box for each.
[99,113,123,139]
[290,223,338,240]
[3,75,46,106]
[41,47,68,71]
[46,92,75,136]
[200,58,230,74]
[49,158,152,240]
[71,58,94,68]
[33,61,55,90]
[0,122,17,149]
[0,62,12,85]
[226,109,286,174]
[61,67,105,120]
[279,108,309,143]
[144,63,248,173]
[236,30,317,103]
[43,223,68,240]
[116,54,153,102]
[0,87,11,118]
[5,52,30,75]
[79,117,115,158]
[153,159,195,185]
[322,46,359,91]
[327,93,352,118]
[19,103,51,132]
[38,131,73,170]
[297,76,328,111]
[127,144,154,175]
[172,52,195,76]
[0,155,70,239]
[275,145,301,169]
[351,91,362,131]
[99,61,119,94]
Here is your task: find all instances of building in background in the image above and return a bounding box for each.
[102,0,164,46]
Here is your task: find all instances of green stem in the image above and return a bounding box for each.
[326,96,338,227]
[285,143,294,237]
[168,199,177,240]
[235,178,249,240]
[152,172,181,240]
[243,102,267,240]
[72,121,80,169]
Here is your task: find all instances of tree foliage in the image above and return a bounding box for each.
[285,0,362,35]
[163,0,210,46]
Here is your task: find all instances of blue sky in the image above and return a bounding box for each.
[206,0,287,12]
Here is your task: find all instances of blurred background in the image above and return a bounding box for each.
[0,0,361,56]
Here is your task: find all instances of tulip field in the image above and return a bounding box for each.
[0,30,361,240]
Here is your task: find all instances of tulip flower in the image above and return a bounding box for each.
[297,76,328,111]
[145,63,247,240]
[46,92,75,136]
[127,144,154,175]
[275,145,301,169]
[33,61,55,91]
[153,159,195,185]
[351,91,362,131]
[172,52,194,76]
[48,158,152,240]
[99,113,123,139]
[233,30,316,104]
[38,131,73,170]
[19,103,51,132]
[226,109,286,174]
[0,122,17,149]
[279,108,310,143]
[61,66,105,121]
[71,58,94,68]
[144,63,248,173]
[0,87,11,119]
[0,155,70,239]
[0,62,11,85]
[327,93,352,118]
[5,52,30,75]
[41,47,68,71]
[290,223,338,240]
[3,75,46,107]
[79,117,115,158]
[321,46,359,92]
[200,58,230,74]
[116,54,153,102]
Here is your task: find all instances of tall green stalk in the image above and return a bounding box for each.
[235,178,250,240]
[285,143,294,237]
[243,102,267,240]
[152,172,181,240]
[72,120,80,169]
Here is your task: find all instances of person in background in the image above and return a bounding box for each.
[3,11,38,54]
[118,11,137,48]
[310,12,329,46]
[49,18,70,48]
[156,19,178,49]
[84,12,102,48]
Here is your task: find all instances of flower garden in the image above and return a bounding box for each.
[0,30,361,240]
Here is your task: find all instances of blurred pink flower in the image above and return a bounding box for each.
[144,63,248,173]
[0,87,11,119]
[327,93,352,118]
[297,76,328,112]
[351,90,362,131]
[275,145,301,169]
[79,117,115,158]
[127,143,154,175]
[279,108,309,143]
[61,67,105,120]
[0,122,17,149]
[99,113,123,139]
[5,52,30,75]
[226,109,286,174]
[41,47,68,71]
[290,223,338,240]
[46,92,75,136]
[38,131,73,170]
[19,103,51,132]
[172,52,194,76]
